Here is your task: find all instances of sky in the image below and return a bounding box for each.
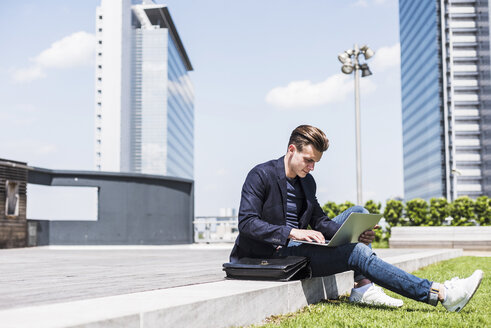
[0,0,403,217]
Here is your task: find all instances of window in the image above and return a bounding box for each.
[98,28,102,32]
[98,77,102,81]
[98,65,102,69]
[99,15,103,19]
[98,52,102,56]
[97,102,101,106]
[98,40,102,45]
[5,180,20,217]
[97,90,102,94]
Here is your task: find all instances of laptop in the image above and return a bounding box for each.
[294,213,383,247]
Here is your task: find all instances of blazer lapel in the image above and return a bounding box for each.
[275,156,287,219]
[299,177,313,227]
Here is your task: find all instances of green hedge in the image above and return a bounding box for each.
[429,197,449,226]
[475,196,491,225]
[322,196,491,243]
[322,196,491,227]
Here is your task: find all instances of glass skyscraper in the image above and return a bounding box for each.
[399,0,491,200]
[95,0,194,179]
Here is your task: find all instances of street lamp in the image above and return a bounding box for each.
[337,44,375,205]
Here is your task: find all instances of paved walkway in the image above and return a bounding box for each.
[0,245,229,310]
[0,245,450,311]
[463,250,491,257]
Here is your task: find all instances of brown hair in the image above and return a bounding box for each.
[288,125,329,152]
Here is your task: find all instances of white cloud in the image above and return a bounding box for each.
[265,44,399,110]
[371,43,400,72]
[34,31,96,68]
[265,73,376,109]
[11,66,46,83]
[12,31,95,83]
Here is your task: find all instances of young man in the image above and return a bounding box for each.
[230,124,483,311]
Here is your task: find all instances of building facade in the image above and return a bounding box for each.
[27,167,194,246]
[399,0,491,200]
[0,159,28,248]
[95,0,194,179]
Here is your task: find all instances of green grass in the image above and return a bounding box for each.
[252,256,490,328]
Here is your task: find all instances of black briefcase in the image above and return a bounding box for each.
[222,256,311,281]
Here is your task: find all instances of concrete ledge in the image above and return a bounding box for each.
[383,248,463,273]
[0,273,353,328]
[0,248,463,328]
[390,226,491,251]
[390,240,491,250]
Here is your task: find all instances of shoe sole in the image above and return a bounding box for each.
[349,294,403,308]
[349,287,403,308]
[349,299,403,308]
[453,270,483,313]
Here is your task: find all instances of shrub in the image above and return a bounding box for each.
[322,201,339,219]
[374,227,385,243]
[338,201,355,214]
[449,196,475,226]
[383,199,403,227]
[363,200,384,242]
[322,196,491,229]
[474,196,491,226]
[429,197,449,226]
[405,198,429,226]
[364,200,381,214]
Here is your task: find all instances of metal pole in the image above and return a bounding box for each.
[353,44,363,205]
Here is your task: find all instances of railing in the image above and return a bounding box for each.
[193,216,238,243]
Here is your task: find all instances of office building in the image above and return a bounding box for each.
[399,0,491,200]
[95,0,194,179]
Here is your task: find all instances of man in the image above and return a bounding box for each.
[230,124,483,311]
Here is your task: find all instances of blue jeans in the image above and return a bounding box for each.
[277,206,433,303]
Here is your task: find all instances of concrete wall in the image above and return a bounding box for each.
[28,167,193,245]
[389,226,491,250]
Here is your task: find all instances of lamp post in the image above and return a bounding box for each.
[451,169,462,201]
[338,44,374,205]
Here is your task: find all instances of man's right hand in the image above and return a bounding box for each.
[289,228,325,244]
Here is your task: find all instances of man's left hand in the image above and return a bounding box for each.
[358,225,380,245]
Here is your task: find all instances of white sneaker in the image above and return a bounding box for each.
[442,269,483,312]
[349,284,403,308]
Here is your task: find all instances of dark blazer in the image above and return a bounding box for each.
[229,156,341,262]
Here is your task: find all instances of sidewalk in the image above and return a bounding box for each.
[463,250,491,257]
[0,245,463,328]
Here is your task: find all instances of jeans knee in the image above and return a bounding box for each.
[349,205,369,214]
[354,242,372,256]
[349,242,375,267]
